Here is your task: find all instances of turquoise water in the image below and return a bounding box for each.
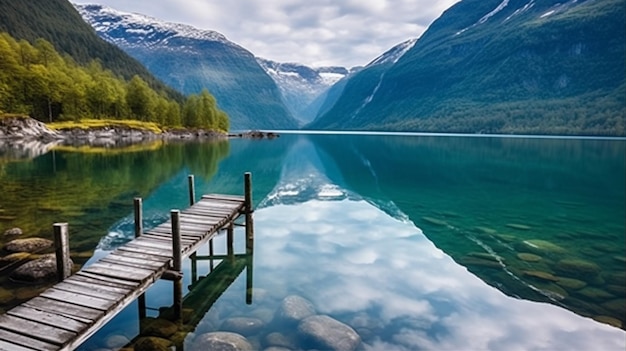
[0,133,624,350]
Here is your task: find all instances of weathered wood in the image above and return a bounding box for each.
[245,172,254,252]
[0,314,76,345]
[171,210,182,272]
[0,328,58,351]
[40,288,115,311]
[108,249,171,265]
[227,222,234,258]
[62,276,133,295]
[7,306,88,333]
[188,175,196,205]
[53,223,70,282]
[134,197,143,238]
[116,244,173,259]
[100,254,166,271]
[53,281,126,302]
[81,263,154,282]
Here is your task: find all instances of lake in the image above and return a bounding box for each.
[0,132,625,350]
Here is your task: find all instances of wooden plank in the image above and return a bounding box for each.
[108,249,171,264]
[182,208,237,217]
[40,288,113,311]
[200,195,245,204]
[0,328,56,351]
[0,314,75,346]
[201,193,244,201]
[193,202,241,211]
[81,262,154,282]
[53,281,126,301]
[116,244,172,258]
[146,226,206,237]
[0,339,38,351]
[105,251,169,267]
[132,237,176,249]
[140,233,196,245]
[7,306,87,333]
[145,228,206,241]
[73,271,140,288]
[61,276,133,296]
[23,297,100,323]
[100,255,167,271]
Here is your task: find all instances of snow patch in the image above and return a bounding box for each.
[504,0,535,22]
[540,10,556,18]
[478,0,510,24]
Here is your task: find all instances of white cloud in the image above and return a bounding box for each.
[72,0,460,67]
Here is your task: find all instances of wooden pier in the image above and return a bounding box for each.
[0,173,254,351]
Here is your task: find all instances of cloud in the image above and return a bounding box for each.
[72,0,460,67]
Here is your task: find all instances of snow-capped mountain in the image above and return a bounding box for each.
[75,3,299,130]
[256,59,353,124]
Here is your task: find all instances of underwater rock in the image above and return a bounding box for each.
[555,258,601,279]
[421,217,449,227]
[10,253,72,283]
[298,315,361,351]
[517,253,542,262]
[518,240,567,255]
[264,332,297,349]
[264,347,292,351]
[105,334,130,348]
[494,234,516,242]
[506,223,531,230]
[457,256,501,268]
[591,243,621,253]
[555,277,587,290]
[473,226,497,234]
[170,331,188,350]
[0,252,32,263]
[191,331,253,351]
[134,336,172,351]
[220,317,265,336]
[3,227,22,236]
[274,295,316,325]
[4,238,53,253]
[601,299,626,316]
[141,317,179,338]
[535,282,569,300]
[576,287,615,302]
[523,270,559,282]
[0,287,15,304]
[612,256,626,264]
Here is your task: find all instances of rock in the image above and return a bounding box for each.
[171,331,189,349]
[457,256,501,268]
[468,252,501,262]
[220,317,265,336]
[517,253,542,262]
[298,315,361,351]
[523,270,559,282]
[517,240,567,255]
[576,287,615,302]
[274,295,316,325]
[612,256,626,264]
[0,287,15,304]
[555,277,587,290]
[191,331,253,351]
[473,226,497,234]
[554,258,601,279]
[10,254,72,283]
[0,252,33,263]
[264,332,297,349]
[134,336,172,351]
[141,317,179,338]
[3,227,22,236]
[4,238,53,253]
[105,334,130,348]
[264,347,292,351]
[536,283,569,300]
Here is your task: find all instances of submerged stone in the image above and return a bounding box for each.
[468,252,501,262]
[523,270,559,282]
[0,287,15,304]
[4,238,53,253]
[576,287,615,302]
[134,336,172,351]
[517,253,542,262]
[0,252,32,263]
[141,318,178,338]
[555,277,587,290]
[274,295,316,325]
[536,283,569,300]
[506,223,531,230]
[3,227,22,236]
[264,332,297,349]
[458,256,501,268]
[518,240,567,254]
[592,316,623,328]
[220,317,265,336]
[298,315,361,351]
[474,226,497,234]
[555,258,601,279]
[10,253,73,283]
[191,331,253,351]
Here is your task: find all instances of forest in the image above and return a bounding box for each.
[0,32,229,131]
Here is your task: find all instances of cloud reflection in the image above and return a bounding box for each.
[254,197,626,350]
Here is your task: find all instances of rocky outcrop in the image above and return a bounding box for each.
[0,116,59,140]
[298,315,361,351]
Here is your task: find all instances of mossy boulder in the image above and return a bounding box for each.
[517,253,542,262]
[555,277,587,290]
[0,287,15,304]
[576,287,615,302]
[4,238,53,253]
[141,317,179,338]
[0,252,33,263]
[190,332,253,351]
[10,253,73,283]
[523,270,559,282]
[134,336,172,351]
[3,227,22,236]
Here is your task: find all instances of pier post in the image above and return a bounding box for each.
[244,172,254,254]
[246,248,254,305]
[188,175,196,206]
[227,223,234,260]
[134,198,146,319]
[171,210,183,321]
[209,239,215,271]
[134,198,143,238]
[53,223,70,282]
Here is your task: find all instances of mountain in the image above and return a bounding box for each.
[308,0,626,136]
[0,0,181,100]
[76,4,299,130]
[256,59,351,124]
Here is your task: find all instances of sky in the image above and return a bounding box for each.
[72,0,460,68]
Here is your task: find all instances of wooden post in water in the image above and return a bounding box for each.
[134,198,146,319]
[209,239,215,271]
[244,172,254,254]
[227,223,234,260]
[53,223,70,282]
[246,247,254,305]
[188,175,196,205]
[171,210,183,321]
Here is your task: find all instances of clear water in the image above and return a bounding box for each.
[0,133,624,350]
